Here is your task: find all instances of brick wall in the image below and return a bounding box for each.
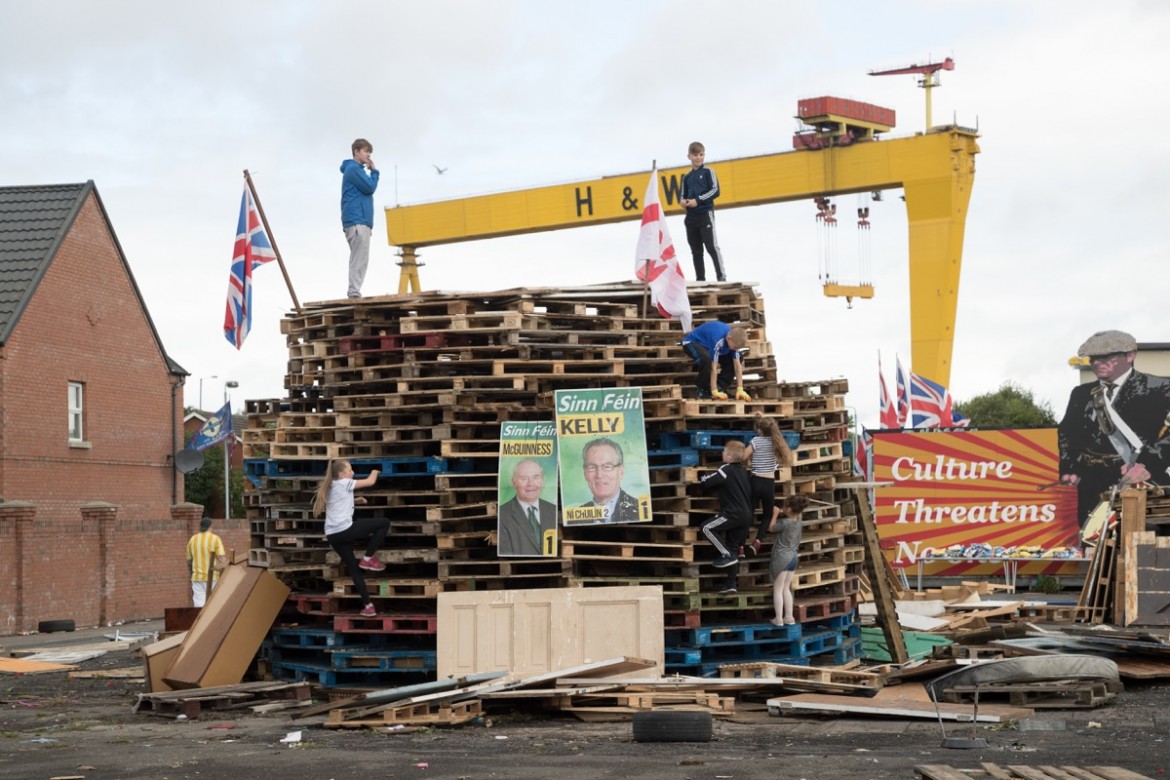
[0,192,248,633]
[0,500,251,633]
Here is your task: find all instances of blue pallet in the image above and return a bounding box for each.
[647,448,700,469]
[245,456,474,480]
[813,636,863,665]
[329,648,436,672]
[351,456,474,476]
[806,609,859,632]
[658,429,802,451]
[269,627,391,649]
[674,622,802,647]
[244,458,273,479]
[656,430,751,450]
[665,647,704,665]
[700,630,844,662]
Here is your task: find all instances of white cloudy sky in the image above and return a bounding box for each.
[3,0,1168,423]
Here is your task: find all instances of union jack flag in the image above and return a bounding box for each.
[224,186,276,349]
[878,357,898,429]
[852,430,872,480]
[895,356,911,427]
[909,371,969,428]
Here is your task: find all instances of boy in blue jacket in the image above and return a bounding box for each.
[340,138,380,298]
[681,141,725,282]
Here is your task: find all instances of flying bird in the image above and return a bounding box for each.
[433,164,447,175]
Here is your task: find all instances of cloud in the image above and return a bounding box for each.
[2,0,1168,424]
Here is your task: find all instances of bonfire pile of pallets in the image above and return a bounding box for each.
[242,281,861,686]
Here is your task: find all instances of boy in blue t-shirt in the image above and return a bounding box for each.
[681,321,751,401]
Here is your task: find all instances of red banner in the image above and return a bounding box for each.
[872,429,1081,577]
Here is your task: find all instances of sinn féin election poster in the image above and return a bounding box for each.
[554,388,652,526]
[497,421,559,557]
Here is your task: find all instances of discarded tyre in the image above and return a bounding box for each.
[631,710,713,743]
[37,619,76,633]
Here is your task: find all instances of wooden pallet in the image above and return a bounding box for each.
[326,698,483,728]
[133,682,312,719]
[333,613,437,634]
[1015,603,1080,623]
[717,661,883,690]
[937,679,1123,709]
[557,690,734,716]
[561,539,694,563]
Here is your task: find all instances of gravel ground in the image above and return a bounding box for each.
[2,626,1169,780]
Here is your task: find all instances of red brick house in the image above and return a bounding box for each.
[0,182,228,633]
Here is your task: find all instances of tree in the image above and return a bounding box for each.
[954,381,1057,428]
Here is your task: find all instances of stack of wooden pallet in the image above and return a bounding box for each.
[242,282,860,685]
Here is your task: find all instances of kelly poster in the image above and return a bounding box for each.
[872,428,1081,577]
[496,421,559,557]
[554,387,652,526]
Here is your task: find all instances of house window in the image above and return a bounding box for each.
[68,381,85,442]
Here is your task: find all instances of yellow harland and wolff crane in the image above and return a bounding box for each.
[383,92,978,388]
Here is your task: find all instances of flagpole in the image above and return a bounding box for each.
[640,162,656,321]
[244,169,303,315]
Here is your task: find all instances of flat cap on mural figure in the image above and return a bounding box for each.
[1078,330,1138,357]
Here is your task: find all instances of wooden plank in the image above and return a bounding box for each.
[338,656,657,723]
[1117,488,1146,626]
[290,671,505,720]
[1084,768,1158,780]
[1131,532,1170,627]
[1007,768,1066,780]
[768,693,1032,721]
[1034,767,1088,780]
[853,486,908,664]
[68,666,144,680]
[914,766,981,780]
[480,684,622,699]
[0,657,78,674]
[979,764,1017,780]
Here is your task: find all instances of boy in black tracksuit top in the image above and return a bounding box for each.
[681,140,725,282]
[699,440,753,594]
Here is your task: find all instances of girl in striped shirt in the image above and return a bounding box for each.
[743,413,793,556]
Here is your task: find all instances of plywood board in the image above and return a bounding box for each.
[163,563,290,689]
[768,692,1033,721]
[0,657,77,674]
[436,585,664,679]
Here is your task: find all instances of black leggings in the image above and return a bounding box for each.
[683,342,736,394]
[326,516,389,604]
[749,474,776,542]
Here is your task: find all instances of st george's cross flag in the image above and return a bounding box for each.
[224,186,276,349]
[634,170,692,333]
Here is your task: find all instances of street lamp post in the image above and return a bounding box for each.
[223,380,239,520]
[198,374,218,411]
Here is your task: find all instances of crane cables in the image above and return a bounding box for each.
[814,196,838,284]
[856,192,873,288]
